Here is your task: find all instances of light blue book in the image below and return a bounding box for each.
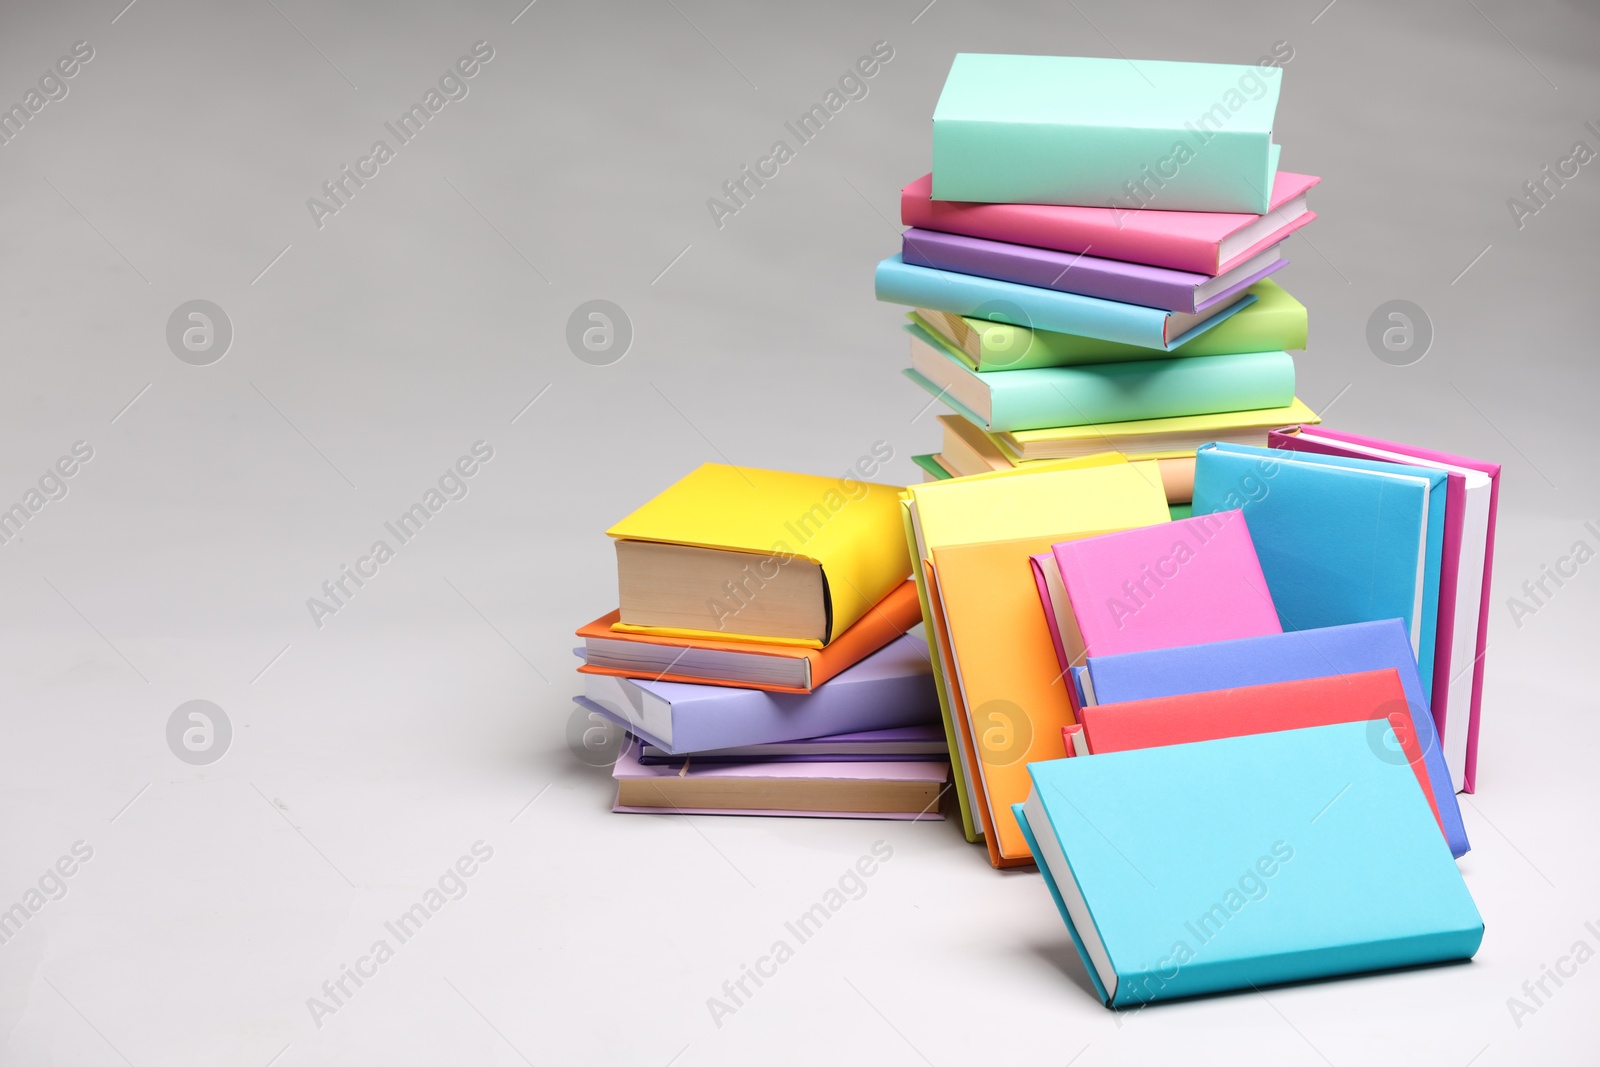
[932,54,1283,212]
[1192,442,1446,703]
[875,255,1255,351]
[1014,722,1483,1008]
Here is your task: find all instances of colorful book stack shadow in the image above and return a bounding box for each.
[571,463,951,818]
[887,53,1322,517]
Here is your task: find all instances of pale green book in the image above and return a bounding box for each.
[905,324,1295,433]
[932,54,1283,212]
[911,279,1306,372]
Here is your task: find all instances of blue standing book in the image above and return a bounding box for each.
[1081,619,1469,857]
[874,254,1255,351]
[1192,442,1447,702]
[1014,721,1483,1008]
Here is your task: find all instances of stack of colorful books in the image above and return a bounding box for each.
[882,54,1321,516]
[571,463,950,818]
[567,50,1507,1010]
[883,53,1502,1006]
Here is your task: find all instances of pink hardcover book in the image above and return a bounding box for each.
[1040,510,1283,672]
[1270,427,1501,792]
[900,172,1320,276]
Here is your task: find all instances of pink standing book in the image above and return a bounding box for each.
[1270,426,1501,793]
[899,172,1321,276]
[1030,510,1283,674]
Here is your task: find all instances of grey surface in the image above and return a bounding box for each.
[0,0,1597,1063]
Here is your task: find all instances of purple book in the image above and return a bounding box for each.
[901,227,1286,313]
[575,633,939,755]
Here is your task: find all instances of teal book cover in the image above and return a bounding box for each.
[932,54,1282,212]
[1020,723,1483,1008]
[1192,443,1446,702]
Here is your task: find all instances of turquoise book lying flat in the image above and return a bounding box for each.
[876,255,1255,352]
[932,54,1283,213]
[1192,442,1446,703]
[906,325,1295,433]
[1015,722,1483,1008]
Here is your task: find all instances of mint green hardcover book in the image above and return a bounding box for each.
[906,324,1295,433]
[932,54,1283,213]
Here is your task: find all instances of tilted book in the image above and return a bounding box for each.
[1270,426,1501,794]
[1031,509,1281,671]
[910,278,1306,372]
[899,457,1168,846]
[906,463,1171,865]
[1193,443,1446,704]
[1014,722,1482,1007]
[877,255,1255,350]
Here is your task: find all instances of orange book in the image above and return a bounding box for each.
[576,581,921,694]
[928,536,1102,867]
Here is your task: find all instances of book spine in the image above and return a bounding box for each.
[1113,925,1482,1005]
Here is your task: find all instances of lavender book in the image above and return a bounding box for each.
[574,633,939,755]
[901,228,1285,313]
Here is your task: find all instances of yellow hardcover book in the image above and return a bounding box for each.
[607,463,911,647]
[900,456,1169,843]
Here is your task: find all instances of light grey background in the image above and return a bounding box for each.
[1,0,1596,1063]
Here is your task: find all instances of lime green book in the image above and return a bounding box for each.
[911,279,1305,372]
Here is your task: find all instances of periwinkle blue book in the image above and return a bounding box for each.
[1013,722,1483,1008]
[1192,442,1447,703]
[1081,619,1469,857]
